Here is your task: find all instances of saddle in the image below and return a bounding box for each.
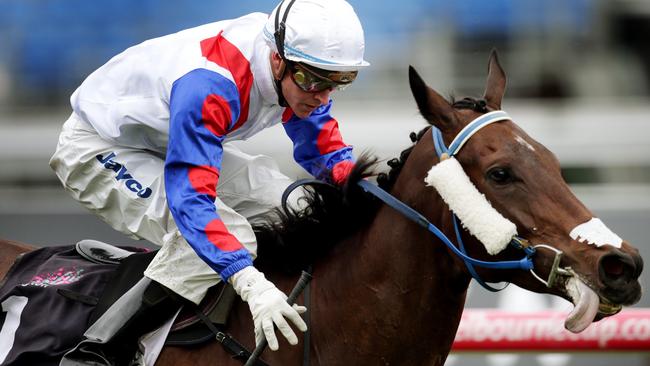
[73,239,238,346]
[75,239,134,265]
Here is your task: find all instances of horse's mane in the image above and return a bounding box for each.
[254,97,488,274]
[253,154,380,274]
[376,126,429,191]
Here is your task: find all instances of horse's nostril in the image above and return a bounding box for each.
[602,255,625,277]
[599,253,636,285]
[598,252,643,305]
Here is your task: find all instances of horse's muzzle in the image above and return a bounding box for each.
[598,249,643,305]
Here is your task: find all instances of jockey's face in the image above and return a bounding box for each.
[271,52,334,119]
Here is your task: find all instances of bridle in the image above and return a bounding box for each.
[358,110,573,291]
[281,110,573,290]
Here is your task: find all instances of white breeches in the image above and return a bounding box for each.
[50,113,298,304]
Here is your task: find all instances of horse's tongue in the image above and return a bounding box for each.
[564,277,600,333]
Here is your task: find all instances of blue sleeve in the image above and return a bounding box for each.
[281,100,354,182]
[166,68,253,281]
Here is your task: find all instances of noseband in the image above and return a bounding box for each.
[358,110,572,291]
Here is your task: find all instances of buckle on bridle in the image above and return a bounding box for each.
[529,244,573,288]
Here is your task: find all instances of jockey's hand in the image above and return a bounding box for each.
[229,266,307,350]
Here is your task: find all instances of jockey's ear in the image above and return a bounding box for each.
[408,65,456,133]
[483,49,507,110]
[270,52,287,81]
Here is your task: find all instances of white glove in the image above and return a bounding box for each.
[229,266,307,350]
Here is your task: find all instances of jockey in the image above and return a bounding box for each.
[49,0,369,364]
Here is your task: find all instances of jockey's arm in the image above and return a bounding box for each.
[166,68,306,351]
[166,69,253,280]
[281,100,355,185]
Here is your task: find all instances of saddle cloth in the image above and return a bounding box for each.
[0,243,236,366]
[0,246,116,365]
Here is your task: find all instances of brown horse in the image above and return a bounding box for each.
[0,51,643,366]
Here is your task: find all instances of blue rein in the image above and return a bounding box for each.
[357,180,534,292]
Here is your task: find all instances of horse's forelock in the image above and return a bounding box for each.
[451,96,490,113]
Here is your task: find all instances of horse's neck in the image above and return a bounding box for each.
[309,191,470,364]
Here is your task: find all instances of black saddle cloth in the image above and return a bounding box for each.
[0,244,237,366]
[0,246,120,366]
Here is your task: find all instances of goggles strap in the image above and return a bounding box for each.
[273,0,296,107]
[274,0,297,62]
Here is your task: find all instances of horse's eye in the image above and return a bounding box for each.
[487,167,512,184]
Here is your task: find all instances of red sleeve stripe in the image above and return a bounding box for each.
[200,32,253,133]
[205,219,244,252]
[188,165,220,198]
[201,94,232,137]
[316,118,348,155]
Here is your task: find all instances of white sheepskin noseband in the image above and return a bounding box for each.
[425,157,517,255]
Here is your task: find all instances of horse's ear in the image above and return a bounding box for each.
[483,49,507,110]
[409,65,456,131]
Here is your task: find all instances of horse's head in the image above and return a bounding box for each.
[407,50,643,333]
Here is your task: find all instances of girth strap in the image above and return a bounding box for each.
[193,308,269,366]
[194,271,313,366]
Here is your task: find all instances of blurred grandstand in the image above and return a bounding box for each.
[1,0,650,185]
[0,0,649,106]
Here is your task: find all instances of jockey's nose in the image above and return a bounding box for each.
[598,250,643,304]
[313,88,333,105]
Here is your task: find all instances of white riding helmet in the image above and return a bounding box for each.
[263,0,370,72]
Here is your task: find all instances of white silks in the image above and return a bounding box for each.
[425,157,517,255]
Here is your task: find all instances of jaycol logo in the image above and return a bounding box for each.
[96,152,153,198]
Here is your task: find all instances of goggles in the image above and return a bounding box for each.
[287,62,357,92]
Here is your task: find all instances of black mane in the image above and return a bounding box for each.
[253,154,379,274]
[376,126,429,191]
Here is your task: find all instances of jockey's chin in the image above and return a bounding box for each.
[292,102,321,119]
